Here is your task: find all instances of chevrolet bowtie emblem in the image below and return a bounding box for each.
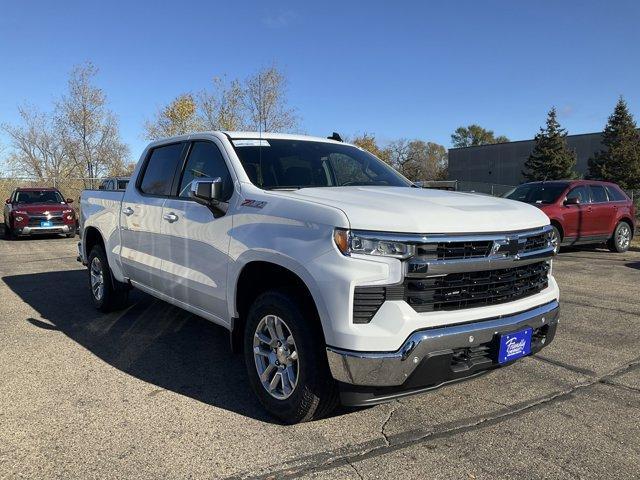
[492,237,521,257]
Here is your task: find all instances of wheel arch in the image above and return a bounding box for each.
[618,216,635,239]
[230,258,328,353]
[84,226,105,259]
[549,219,564,241]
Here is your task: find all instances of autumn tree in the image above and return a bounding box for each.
[57,63,129,184]
[523,107,576,181]
[243,66,297,132]
[144,66,298,139]
[351,133,390,164]
[198,77,245,131]
[144,93,202,140]
[588,97,640,190]
[451,124,509,148]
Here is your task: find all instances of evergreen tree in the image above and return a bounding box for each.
[523,107,576,181]
[588,97,640,190]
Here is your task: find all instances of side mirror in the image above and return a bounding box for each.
[190,177,223,206]
[66,198,74,204]
[564,197,580,206]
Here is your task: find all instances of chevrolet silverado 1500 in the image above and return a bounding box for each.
[79,131,560,423]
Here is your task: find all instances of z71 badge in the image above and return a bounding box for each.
[241,199,267,209]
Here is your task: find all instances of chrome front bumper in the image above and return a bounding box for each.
[326,300,560,387]
[18,225,72,235]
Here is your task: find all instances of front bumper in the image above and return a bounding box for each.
[327,300,559,404]
[15,225,73,235]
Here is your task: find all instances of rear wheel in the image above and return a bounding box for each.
[87,245,129,312]
[608,222,632,253]
[243,290,339,424]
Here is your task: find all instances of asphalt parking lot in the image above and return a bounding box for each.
[1,235,639,480]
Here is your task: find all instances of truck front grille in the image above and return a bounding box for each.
[352,261,550,323]
[404,261,549,312]
[419,232,550,261]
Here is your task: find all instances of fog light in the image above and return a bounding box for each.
[67,215,73,220]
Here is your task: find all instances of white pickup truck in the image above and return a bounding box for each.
[79,131,560,423]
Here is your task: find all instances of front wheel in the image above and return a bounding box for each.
[243,290,339,424]
[608,222,632,253]
[550,225,561,254]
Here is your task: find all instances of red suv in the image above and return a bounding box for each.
[3,187,76,239]
[506,180,636,253]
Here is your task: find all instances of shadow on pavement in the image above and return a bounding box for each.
[3,269,280,422]
[625,261,640,270]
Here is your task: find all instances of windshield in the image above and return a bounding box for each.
[505,183,568,204]
[15,190,65,204]
[232,139,412,189]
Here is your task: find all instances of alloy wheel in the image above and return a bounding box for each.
[90,257,105,301]
[550,228,560,254]
[617,224,631,250]
[253,314,299,400]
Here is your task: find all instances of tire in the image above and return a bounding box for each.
[550,225,561,254]
[243,290,339,424]
[608,221,632,253]
[4,221,17,240]
[87,244,129,312]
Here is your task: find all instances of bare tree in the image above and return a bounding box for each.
[243,66,297,132]
[2,106,70,179]
[56,63,129,186]
[198,77,246,131]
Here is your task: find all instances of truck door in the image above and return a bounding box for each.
[120,142,187,291]
[159,140,234,325]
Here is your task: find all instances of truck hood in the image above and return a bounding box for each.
[276,186,549,233]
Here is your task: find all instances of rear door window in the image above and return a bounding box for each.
[139,143,185,196]
[589,185,608,203]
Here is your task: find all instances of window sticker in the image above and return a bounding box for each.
[233,139,271,147]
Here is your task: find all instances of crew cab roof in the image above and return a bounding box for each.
[14,187,59,191]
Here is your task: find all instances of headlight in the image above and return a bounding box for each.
[334,229,414,259]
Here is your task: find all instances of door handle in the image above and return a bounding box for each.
[122,206,134,216]
[163,212,179,223]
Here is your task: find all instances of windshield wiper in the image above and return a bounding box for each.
[265,187,302,191]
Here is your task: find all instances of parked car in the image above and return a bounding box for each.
[99,177,129,191]
[505,180,636,253]
[3,187,76,239]
[79,132,559,423]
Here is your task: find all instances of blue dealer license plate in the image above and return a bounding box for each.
[498,328,532,364]
[40,221,53,227]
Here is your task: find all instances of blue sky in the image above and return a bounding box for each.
[1,0,639,165]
